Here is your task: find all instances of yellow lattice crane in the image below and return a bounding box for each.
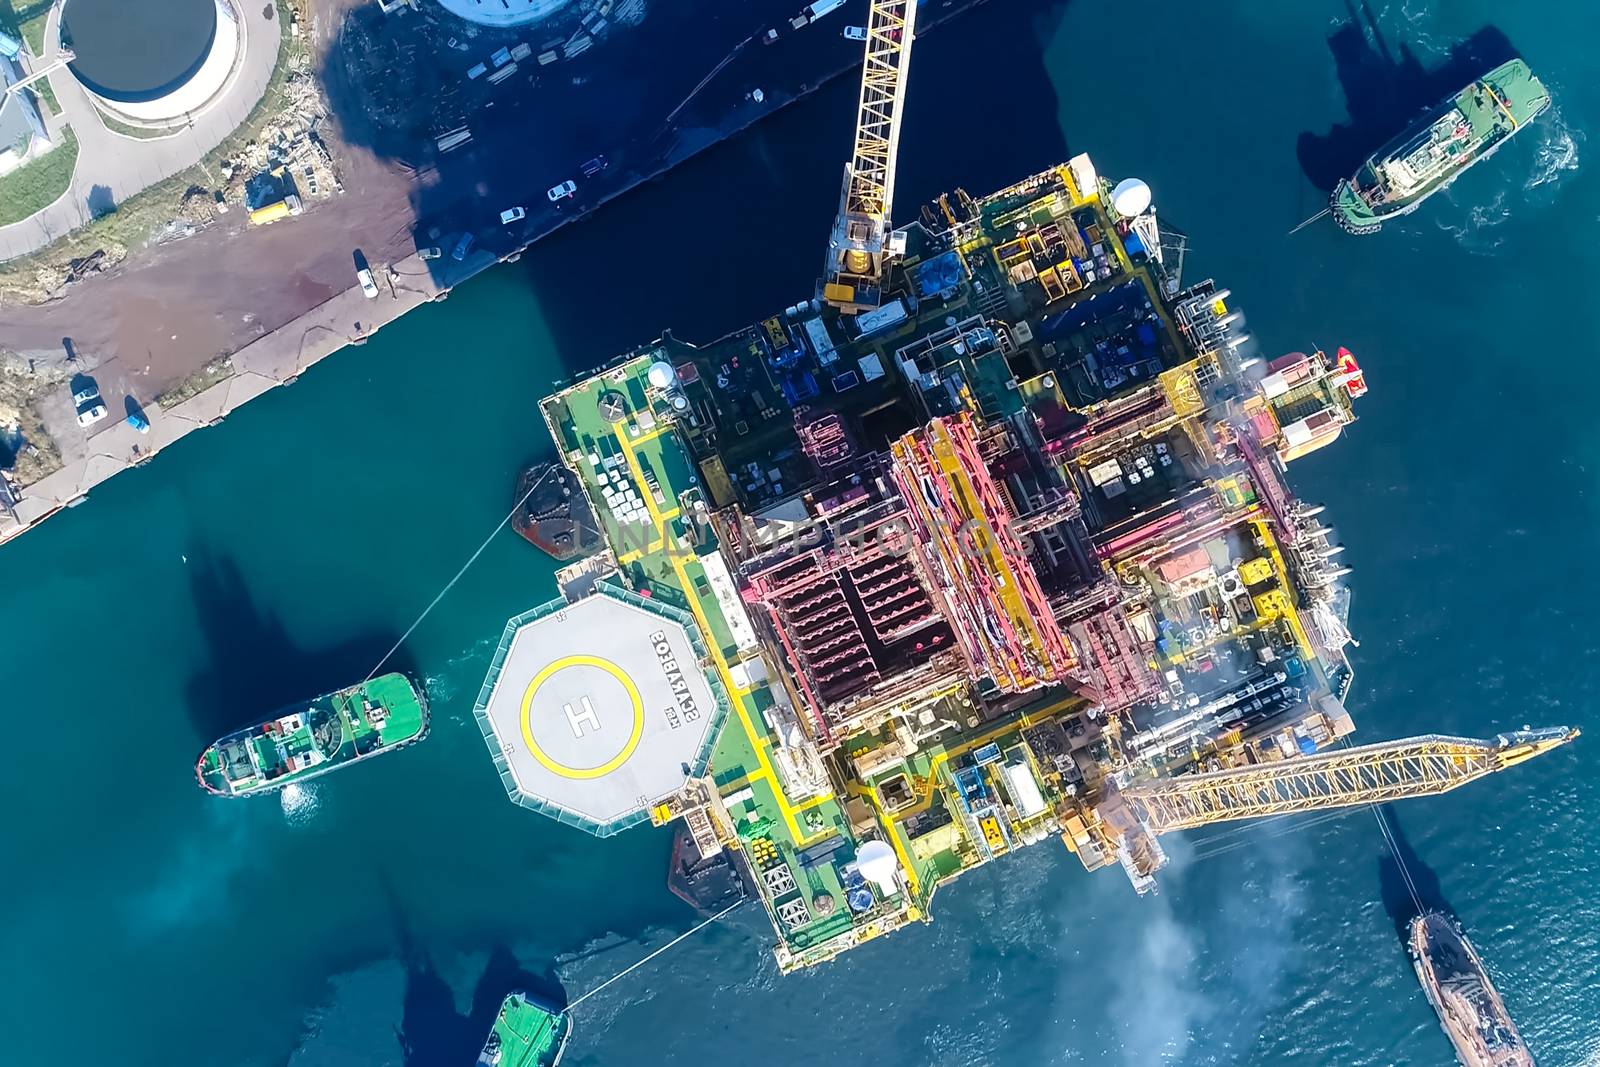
[1083,727,1578,891]
[821,0,918,313]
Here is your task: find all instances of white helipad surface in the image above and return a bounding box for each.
[480,592,718,826]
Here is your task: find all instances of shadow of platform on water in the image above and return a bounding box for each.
[1297,1,1517,192]
[317,0,1072,332]
[1376,806,1454,947]
[317,0,860,292]
[181,547,410,741]
[505,0,1076,380]
[385,875,567,1067]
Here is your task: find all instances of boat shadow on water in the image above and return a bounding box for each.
[1375,805,1454,947]
[1297,0,1519,192]
[181,548,414,742]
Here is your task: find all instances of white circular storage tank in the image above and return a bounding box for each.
[435,0,576,29]
[1111,177,1153,218]
[646,360,677,389]
[63,0,242,125]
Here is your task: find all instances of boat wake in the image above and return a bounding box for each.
[1434,107,1580,253]
[1525,107,1582,194]
[1434,186,1510,255]
[423,634,499,711]
[280,782,321,825]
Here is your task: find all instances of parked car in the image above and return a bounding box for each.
[418,246,442,260]
[76,403,107,428]
[843,25,866,40]
[580,155,609,178]
[546,180,577,202]
[357,267,379,299]
[126,411,150,434]
[500,206,526,225]
[452,232,476,261]
[72,384,99,406]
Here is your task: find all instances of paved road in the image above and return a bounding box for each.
[0,0,282,262]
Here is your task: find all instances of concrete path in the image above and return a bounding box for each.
[0,0,283,262]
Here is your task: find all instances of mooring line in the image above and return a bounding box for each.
[566,901,745,1013]
[363,464,558,682]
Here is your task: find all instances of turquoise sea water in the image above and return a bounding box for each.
[3,1,1597,1064]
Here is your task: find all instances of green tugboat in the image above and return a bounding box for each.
[195,673,428,796]
[475,992,571,1067]
[1331,58,1550,234]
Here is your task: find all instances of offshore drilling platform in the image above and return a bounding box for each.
[470,0,1576,970]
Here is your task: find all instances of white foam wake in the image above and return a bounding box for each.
[1525,108,1581,193]
[280,782,321,825]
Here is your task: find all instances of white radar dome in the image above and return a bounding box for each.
[647,361,677,389]
[1111,178,1153,218]
[856,840,901,896]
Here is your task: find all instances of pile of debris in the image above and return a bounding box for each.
[0,351,69,485]
[28,246,125,301]
[218,63,341,207]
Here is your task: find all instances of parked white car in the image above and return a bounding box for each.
[546,180,577,202]
[843,25,866,40]
[357,267,379,299]
[500,206,526,224]
[76,403,107,427]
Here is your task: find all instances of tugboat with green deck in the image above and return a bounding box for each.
[475,991,571,1067]
[1331,59,1550,234]
[195,673,429,796]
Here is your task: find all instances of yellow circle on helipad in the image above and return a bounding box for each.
[519,654,645,780]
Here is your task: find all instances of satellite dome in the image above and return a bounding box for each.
[1111,178,1153,218]
[856,840,901,896]
[647,361,677,389]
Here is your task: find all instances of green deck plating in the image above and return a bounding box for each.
[476,992,571,1067]
[195,673,428,796]
[1332,58,1550,234]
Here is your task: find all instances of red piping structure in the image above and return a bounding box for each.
[741,496,948,737]
[947,417,1075,675]
[892,415,1075,691]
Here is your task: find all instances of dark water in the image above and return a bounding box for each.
[3,1,1596,1064]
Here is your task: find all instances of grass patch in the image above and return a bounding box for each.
[30,79,58,116]
[0,128,78,226]
[0,0,307,302]
[156,354,235,408]
[98,112,182,141]
[0,0,50,57]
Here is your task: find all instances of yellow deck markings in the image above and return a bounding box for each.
[1251,519,1317,659]
[520,655,644,780]
[612,423,833,849]
[614,507,682,566]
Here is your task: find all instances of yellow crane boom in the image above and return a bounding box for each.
[1122,727,1579,833]
[1088,727,1578,891]
[821,0,918,313]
